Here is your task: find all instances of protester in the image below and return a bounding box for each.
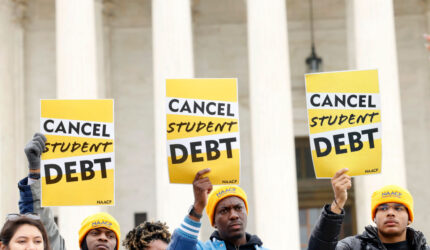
[123,221,170,250]
[19,133,121,250]
[308,168,429,250]
[0,213,51,250]
[167,168,267,250]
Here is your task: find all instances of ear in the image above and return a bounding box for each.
[0,242,7,250]
[408,220,412,226]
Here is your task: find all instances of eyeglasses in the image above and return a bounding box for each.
[376,204,406,212]
[6,213,40,221]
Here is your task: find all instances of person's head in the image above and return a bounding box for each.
[371,185,413,241]
[79,212,121,250]
[206,186,249,244]
[0,214,50,250]
[122,221,170,250]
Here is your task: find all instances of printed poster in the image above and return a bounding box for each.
[305,69,382,178]
[166,79,240,184]
[40,99,115,206]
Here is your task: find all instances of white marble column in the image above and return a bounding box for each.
[347,0,407,232]
[55,0,106,248]
[0,0,27,224]
[12,0,27,185]
[152,0,195,230]
[247,1,300,249]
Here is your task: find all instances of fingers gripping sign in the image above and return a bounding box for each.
[192,168,213,221]
[24,133,47,176]
[330,168,352,214]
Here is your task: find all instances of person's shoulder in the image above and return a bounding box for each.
[407,227,430,249]
[337,234,365,249]
[198,238,225,249]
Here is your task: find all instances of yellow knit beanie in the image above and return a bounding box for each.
[371,185,414,222]
[206,185,248,227]
[78,212,121,248]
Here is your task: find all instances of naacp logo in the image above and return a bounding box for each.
[216,188,236,198]
[382,191,402,199]
[92,220,112,228]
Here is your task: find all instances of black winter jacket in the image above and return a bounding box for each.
[308,205,430,250]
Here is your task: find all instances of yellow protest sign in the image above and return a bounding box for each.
[40,100,114,206]
[305,69,381,178]
[166,79,240,184]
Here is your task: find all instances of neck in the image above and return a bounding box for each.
[226,235,247,247]
[378,229,407,244]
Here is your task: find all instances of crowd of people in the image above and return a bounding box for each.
[0,133,428,250]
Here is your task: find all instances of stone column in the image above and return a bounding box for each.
[152,0,195,229]
[247,1,300,249]
[347,0,407,232]
[0,0,27,224]
[55,0,106,248]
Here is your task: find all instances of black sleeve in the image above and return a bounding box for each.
[308,204,345,250]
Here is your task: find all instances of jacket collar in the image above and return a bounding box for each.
[358,225,428,248]
[209,230,263,248]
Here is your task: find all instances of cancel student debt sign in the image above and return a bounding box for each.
[305,69,381,178]
[166,79,240,184]
[40,100,114,206]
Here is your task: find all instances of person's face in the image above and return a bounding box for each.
[85,227,117,250]
[213,196,247,244]
[374,202,410,240]
[146,239,168,250]
[1,224,44,250]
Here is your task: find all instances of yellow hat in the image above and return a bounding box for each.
[206,185,248,227]
[78,212,121,248]
[371,185,414,222]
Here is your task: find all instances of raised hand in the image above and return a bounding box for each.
[330,168,351,214]
[24,133,47,171]
[192,168,213,216]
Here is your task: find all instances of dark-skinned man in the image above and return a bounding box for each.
[19,133,121,250]
[168,168,268,250]
[308,168,429,250]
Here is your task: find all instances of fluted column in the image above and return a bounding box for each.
[347,0,407,232]
[55,0,106,248]
[247,1,300,249]
[152,0,195,229]
[0,0,27,224]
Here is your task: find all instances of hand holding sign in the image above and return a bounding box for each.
[24,133,47,171]
[330,168,352,214]
[192,168,213,217]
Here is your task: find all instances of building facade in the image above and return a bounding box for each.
[0,0,429,249]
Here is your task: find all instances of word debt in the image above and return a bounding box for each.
[170,138,237,164]
[309,93,377,108]
[43,158,111,184]
[313,128,378,157]
[168,98,235,117]
[43,119,111,137]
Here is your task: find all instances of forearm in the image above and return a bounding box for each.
[167,216,201,250]
[308,205,345,250]
[18,177,66,250]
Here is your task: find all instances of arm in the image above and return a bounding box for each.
[308,205,347,250]
[168,169,212,250]
[308,168,352,250]
[168,216,202,250]
[18,177,66,250]
[20,133,66,250]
